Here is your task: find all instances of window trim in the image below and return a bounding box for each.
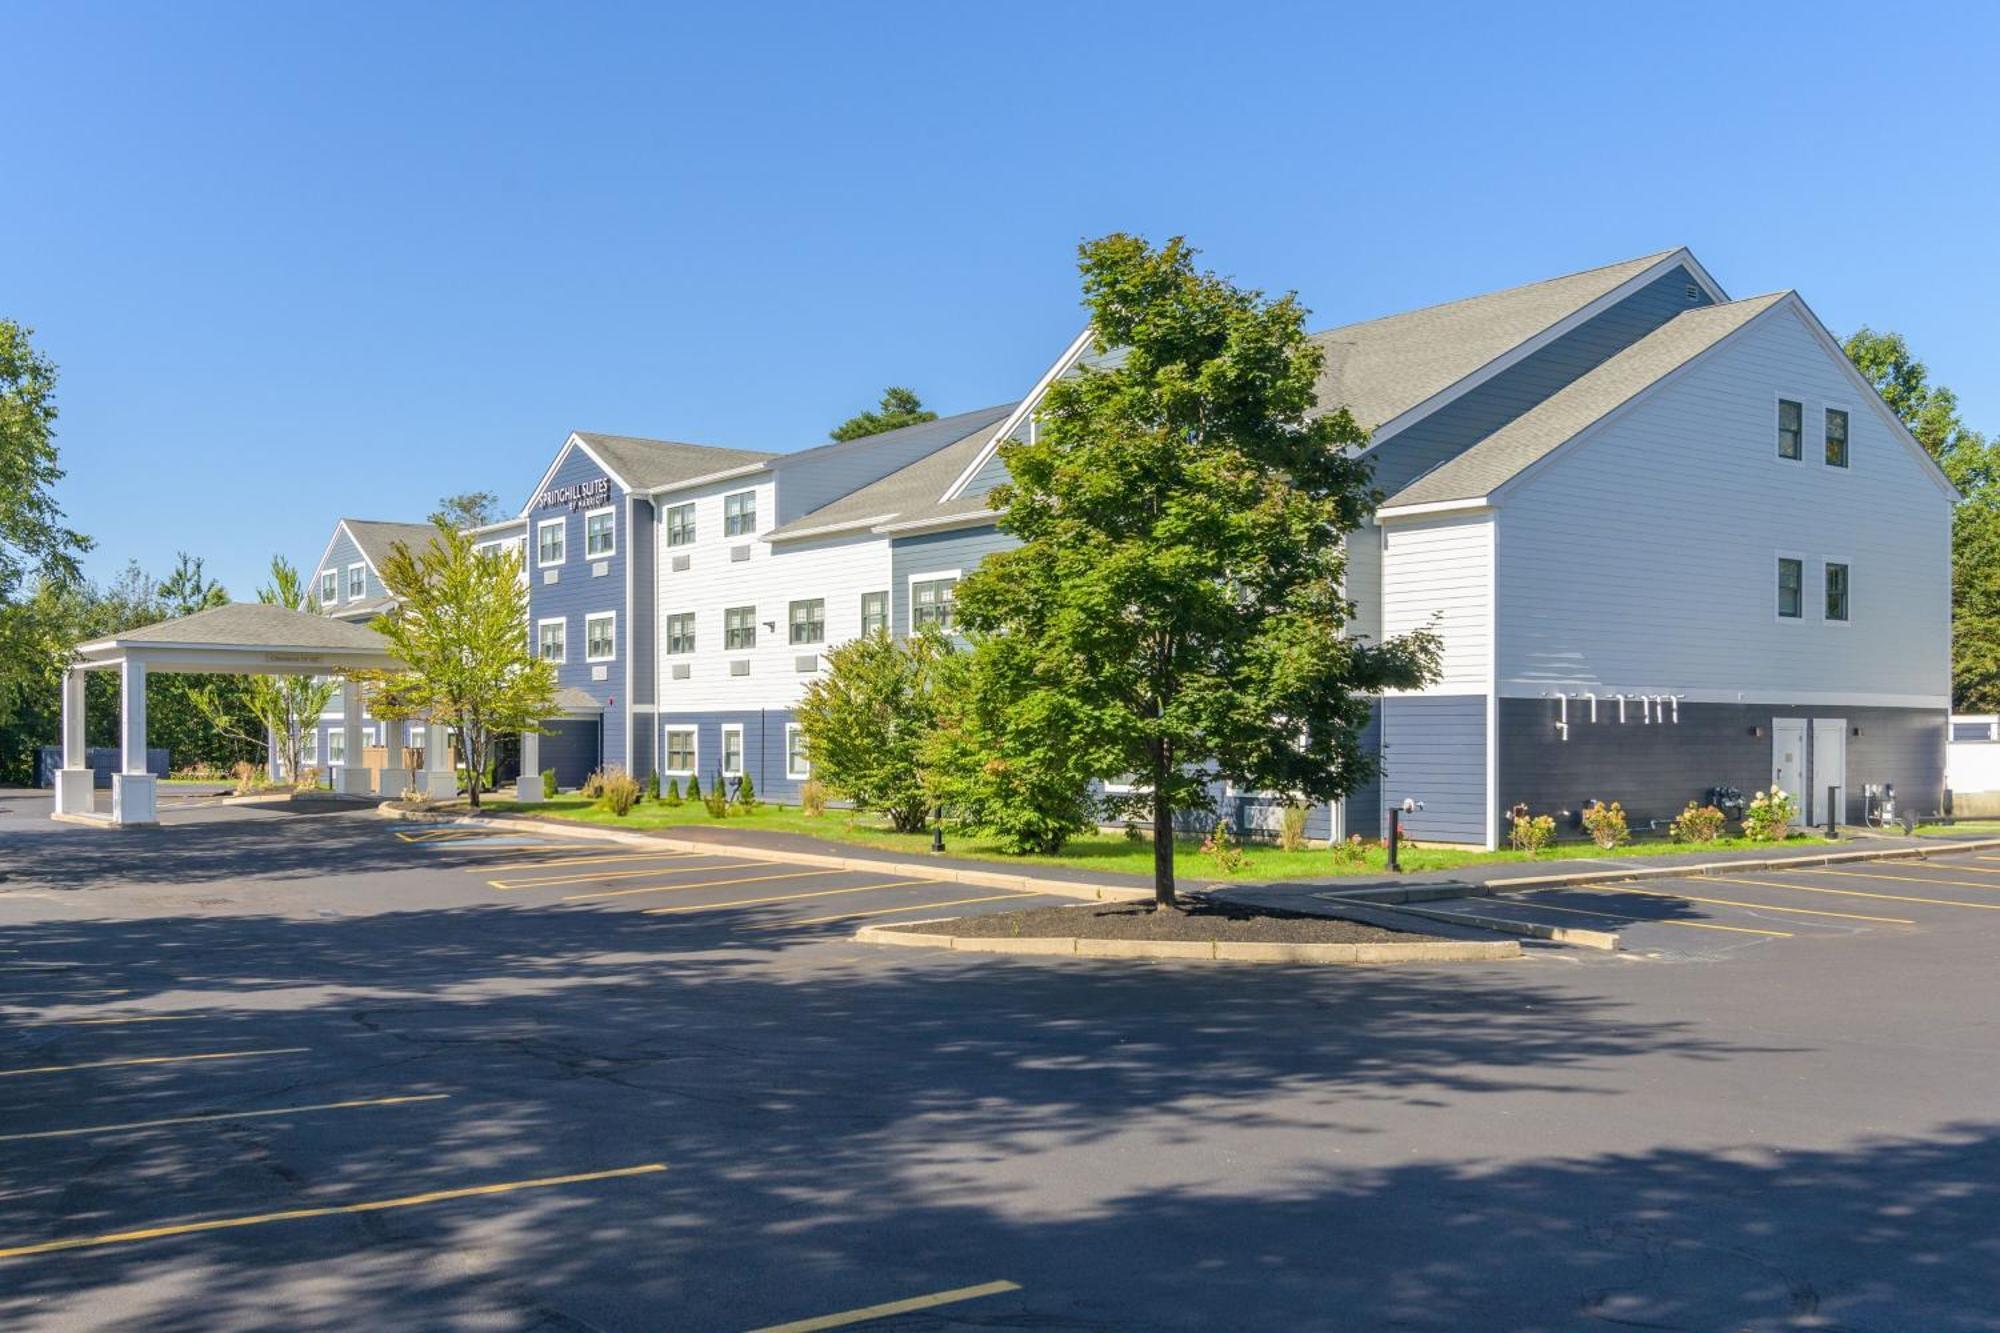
[664,501,696,548]
[723,489,757,538]
[860,589,889,637]
[327,727,347,765]
[345,562,367,601]
[1776,395,1804,463]
[1823,406,1851,470]
[788,597,826,646]
[724,605,757,653]
[582,504,617,559]
[1823,556,1852,625]
[664,610,696,656]
[319,569,339,605]
[662,726,698,777]
[536,616,567,664]
[536,516,567,567]
[785,723,811,780]
[584,610,617,662]
[720,723,745,777]
[908,569,962,630]
[1775,550,1807,622]
[302,728,319,765]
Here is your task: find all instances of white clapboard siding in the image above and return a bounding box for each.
[1379,513,1494,693]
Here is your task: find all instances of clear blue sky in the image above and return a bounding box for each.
[10,1,1997,597]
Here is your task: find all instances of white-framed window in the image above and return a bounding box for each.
[585,612,616,661]
[1777,397,1803,461]
[723,490,756,537]
[363,724,380,748]
[786,723,810,779]
[1825,560,1851,622]
[725,606,756,651]
[860,590,888,636]
[721,724,744,776]
[1825,408,1850,468]
[538,617,567,663]
[302,729,319,765]
[346,563,366,600]
[408,725,425,751]
[665,612,696,655]
[319,569,338,605]
[584,506,616,558]
[327,728,347,765]
[789,598,825,645]
[911,574,958,629]
[1777,554,1805,620]
[537,517,566,566]
[663,727,697,775]
[665,502,695,547]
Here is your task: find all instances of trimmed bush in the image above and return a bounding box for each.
[541,768,558,799]
[704,771,728,818]
[1508,803,1556,854]
[1670,802,1726,844]
[1741,788,1798,842]
[646,770,661,801]
[1581,800,1629,849]
[685,773,700,804]
[665,777,682,806]
[732,771,757,812]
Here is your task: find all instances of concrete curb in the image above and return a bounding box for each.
[853,921,1520,964]
[377,805,1152,905]
[1330,896,1620,951]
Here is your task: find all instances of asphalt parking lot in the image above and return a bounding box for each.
[3,795,1999,1330]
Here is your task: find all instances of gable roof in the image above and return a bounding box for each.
[78,602,392,654]
[1380,293,1790,509]
[342,519,440,574]
[566,432,777,494]
[767,408,1017,540]
[1309,249,1718,437]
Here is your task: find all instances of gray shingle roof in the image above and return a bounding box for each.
[1309,250,1684,433]
[1383,293,1788,508]
[90,602,393,652]
[344,520,440,573]
[572,433,777,491]
[765,405,1018,539]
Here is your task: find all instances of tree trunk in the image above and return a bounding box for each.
[1151,739,1176,910]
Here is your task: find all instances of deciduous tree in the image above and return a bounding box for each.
[794,626,953,831]
[191,557,337,782]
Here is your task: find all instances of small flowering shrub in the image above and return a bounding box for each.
[1670,802,1727,844]
[1201,819,1246,873]
[1332,834,1370,865]
[1508,803,1557,854]
[1581,799,1630,849]
[1741,788,1798,842]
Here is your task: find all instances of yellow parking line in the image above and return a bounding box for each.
[1584,882,1913,924]
[0,1094,450,1143]
[789,892,1031,927]
[1807,866,2000,892]
[749,1279,1021,1332]
[1507,898,1792,937]
[464,851,706,873]
[1707,874,2000,911]
[0,1048,309,1079]
[643,879,933,916]
[0,1162,667,1261]
[490,858,744,890]
[562,868,833,902]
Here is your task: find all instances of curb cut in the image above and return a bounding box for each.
[852,921,1520,964]
[376,805,1151,905]
[1325,895,1620,951]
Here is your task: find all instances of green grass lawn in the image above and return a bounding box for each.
[477,795,1834,881]
[1916,821,2000,836]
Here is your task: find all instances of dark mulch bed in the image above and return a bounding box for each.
[884,899,1440,944]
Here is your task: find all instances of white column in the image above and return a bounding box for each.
[53,667,94,817]
[420,713,457,799]
[111,657,156,824]
[515,727,542,803]
[336,679,371,796]
[376,717,404,796]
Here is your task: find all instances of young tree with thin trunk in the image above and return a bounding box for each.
[355,521,556,808]
[955,234,1440,908]
[192,556,338,783]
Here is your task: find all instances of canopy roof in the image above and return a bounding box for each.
[73,602,404,674]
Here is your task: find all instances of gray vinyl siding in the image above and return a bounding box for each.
[629,497,656,708]
[1367,264,1713,498]
[1379,695,1487,845]
[889,525,1017,636]
[315,528,386,609]
[657,709,811,804]
[526,443,630,772]
[961,431,1021,499]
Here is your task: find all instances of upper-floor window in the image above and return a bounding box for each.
[319,569,338,605]
[724,490,756,537]
[585,612,616,661]
[1777,556,1804,619]
[860,591,888,636]
[665,502,695,547]
[1778,398,1803,460]
[1825,409,1849,468]
[789,598,825,645]
[538,619,566,663]
[1825,562,1850,621]
[584,507,616,558]
[911,576,957,629]
[346,564,366,600]
[537,517,566,566]
[724,606,757,651]
[665,612,696,655]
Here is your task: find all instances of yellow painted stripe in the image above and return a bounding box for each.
[28,1015,198,1028]
[1581,882,1913,924]
[643,879,932,916]
[748,1279,1021,1332]
[562,868,833,902]
[1806,866,2000,892]
[0,1094,449,1143]
[789,892,1031,926]
[1707,874,2000,911]
[1506,898,1792,937]
[463,850,704,873]
[491,858,745,890]
[0,1047,309,1079]
[0,1162,666,1261]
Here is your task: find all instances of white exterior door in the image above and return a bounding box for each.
[1772,718,1808,826]
[1811,719,1848,827]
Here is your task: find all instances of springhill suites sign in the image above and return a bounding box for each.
[536,476,611,512]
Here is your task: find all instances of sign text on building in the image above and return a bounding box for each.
[536,477,611,512]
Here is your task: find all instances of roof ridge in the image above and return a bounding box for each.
[1312,248,1683,339]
